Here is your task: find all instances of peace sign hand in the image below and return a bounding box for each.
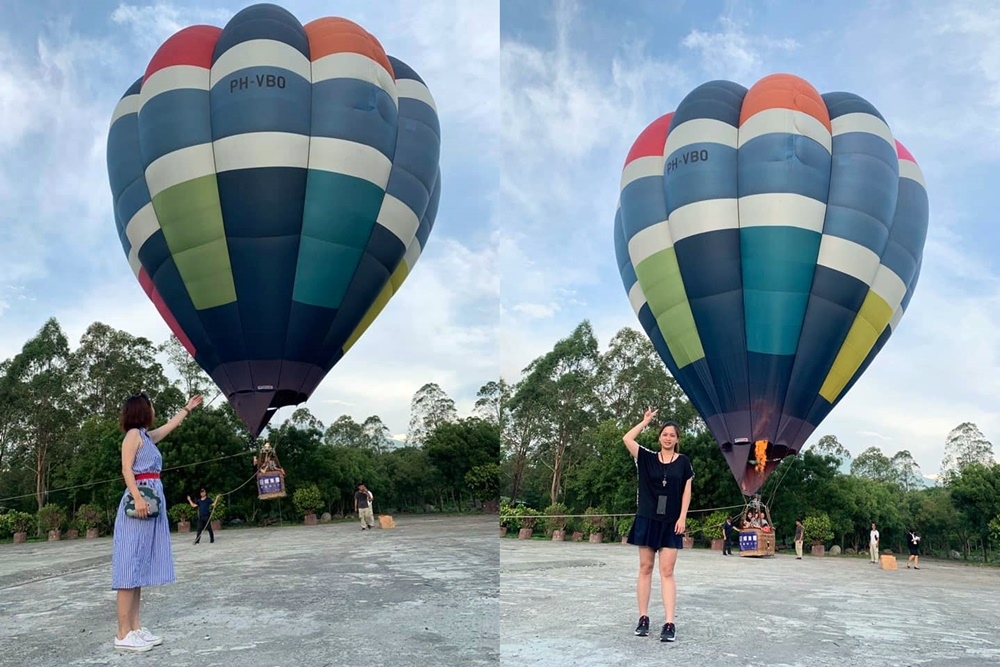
[643,407,659,423]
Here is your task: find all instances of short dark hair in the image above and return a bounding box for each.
[120,393,154,432]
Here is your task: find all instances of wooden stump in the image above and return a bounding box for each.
[682,536,694,549]
[500,526,508,537]
[711,538,725,551]
[13,532,27,544]
[86,528,100,539]
[880,554,898,570]
[177,521,190,533]
[571,531,584,542]
[304,513,318,525]
[517,528,533,539]
[588,532,603,544]
[551,530,565,541]
[378,515,395,529]
[811,544,826,557]
[211,519,222,532]
[47,530,61,542]
[66,529,79,540]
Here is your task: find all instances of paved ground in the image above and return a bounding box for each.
[0,515,497,667]
[500,537,1000,667]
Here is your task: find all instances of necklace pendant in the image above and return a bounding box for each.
[662,479,667,487]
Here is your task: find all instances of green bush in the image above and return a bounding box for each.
[583,507,607,536]
[701,510,730,540]
[499,499,521,530]
[168,503,193,525]
[37,504,66,532]
[74,504,103,531]
[7,511,35,534]
[293,484,324,516]
[616,516,635,539]
[208,495,226,522]
[519,507,542,531]
[684,516,701,538]
[803,512,834,544]
[542,503,569,533]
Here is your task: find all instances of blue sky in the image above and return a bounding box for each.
[500,0,1000,478]
[0,0,498,439]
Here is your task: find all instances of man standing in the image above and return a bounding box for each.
[794,519,804,559]
[722,515,734,555]
[355,483,375,531]
[869,522,880,564]
[187,488,215,544]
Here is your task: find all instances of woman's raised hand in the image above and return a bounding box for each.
[643,406,659,423]
[185,395,204,412]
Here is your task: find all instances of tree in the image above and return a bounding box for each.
[890,450,922,493]
[72,322,173,419]
[500,378,538,502]
[473,379,505,426]
[3,319,81,510]
[595,327,694,428]
[361,415,392,454]
[810,434,851,468]
[158,334,211,398]
[425,417,499,508]
[510,321,600,505]
[941,422,995,482]
[324,415,366,449]
[406,383,458,447]
[851,446,897,485]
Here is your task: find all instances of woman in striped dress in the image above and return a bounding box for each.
[112,391,202,652]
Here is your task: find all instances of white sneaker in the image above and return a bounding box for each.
[114,629,153,652]
[136,626,163,646]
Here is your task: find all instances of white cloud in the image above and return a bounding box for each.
[680,16,799,81]
[110,3,233,53]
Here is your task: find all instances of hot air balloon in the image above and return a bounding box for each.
[615,74,928,496]
[106,3,441,437]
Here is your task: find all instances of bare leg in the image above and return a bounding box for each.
[914,555,919,568]
[116,589,136,639]
[130,588,142,631]
[658,547,679,623]
[637,547,655,617]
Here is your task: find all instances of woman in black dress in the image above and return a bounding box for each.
[907,529,921,569]
[622,407,694,643]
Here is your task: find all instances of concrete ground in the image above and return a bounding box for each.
[500,538,1000,667]
[0,515,498,667]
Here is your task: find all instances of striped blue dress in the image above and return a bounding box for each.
[111,428,175,590]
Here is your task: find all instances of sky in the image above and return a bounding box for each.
[0,0,499,440]
[500,0,1000,479]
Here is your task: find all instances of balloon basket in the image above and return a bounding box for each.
[737,528,775,557]
[257,471,287,500]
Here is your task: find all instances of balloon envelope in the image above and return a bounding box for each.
[615,74,928,494]
[107,3,441,436]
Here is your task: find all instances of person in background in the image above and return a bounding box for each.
[869,523,880,564]
[355,483,375,530]
[722,515,734,556]
[794,519,804,560]
[187,488,215,545]
[907,529,921,569]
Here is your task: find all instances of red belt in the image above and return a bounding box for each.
[135,472,160,481]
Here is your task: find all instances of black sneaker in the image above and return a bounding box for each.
[660,622,676,642]
[634,616,649,636]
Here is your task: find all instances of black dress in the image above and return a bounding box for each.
[627,447,695,550]
[908,534,920,556]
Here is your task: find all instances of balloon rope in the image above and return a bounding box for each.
[0,451,252,503]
